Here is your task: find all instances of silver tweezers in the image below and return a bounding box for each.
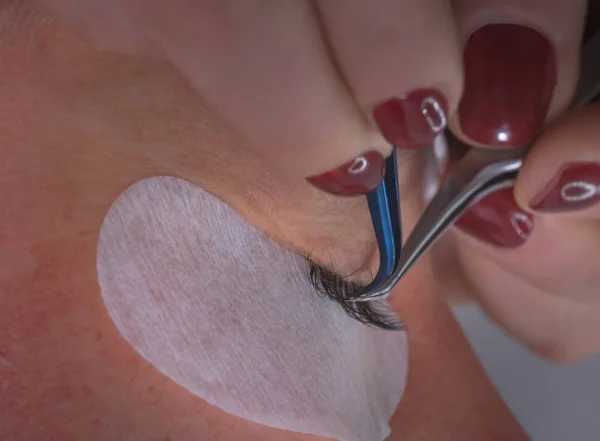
[349,30,600,302]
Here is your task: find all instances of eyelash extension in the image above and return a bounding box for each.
[307,262,403,331]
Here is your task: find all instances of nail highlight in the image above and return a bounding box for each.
[456,188,533,248]
[373,89,448,149]
[307,151,385,196]
[459,24,556,147]
[530,162,600,212]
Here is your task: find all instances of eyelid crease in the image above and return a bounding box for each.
[306,260,403,331]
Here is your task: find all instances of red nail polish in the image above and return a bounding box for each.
[373,89,448,149]
[456,188,534,248]
[307,151,385,196]
[459,24,556,146]
[530,162,600,212]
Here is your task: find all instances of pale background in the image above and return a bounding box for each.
[454,305,600,441]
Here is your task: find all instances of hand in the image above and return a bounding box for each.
[446,102,600,363]
[37,0,597,362]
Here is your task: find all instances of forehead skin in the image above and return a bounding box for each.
[0,4,527,441]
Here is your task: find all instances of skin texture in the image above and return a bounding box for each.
[0,5,529,441]
[36,0,585,175]
[30,0,600,363]
[1,1,600,440]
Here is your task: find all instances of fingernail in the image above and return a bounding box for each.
[456,188,534,248]
[530,162,600,212]
[459,24,556,146]
[306,151,385,196]
[373,89,448,148]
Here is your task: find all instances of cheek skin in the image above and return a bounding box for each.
[385,264,528,441]
[1,248,322,441]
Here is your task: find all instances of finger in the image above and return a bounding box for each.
[457,194,600,303]
[516,102,600,218]
[509,103,600,299]
[316,0,463,150]
[449,0,587,147]
[456,244,600,362]
[138,0,388,194]
[447,180,600,361]
[444,99,600,363]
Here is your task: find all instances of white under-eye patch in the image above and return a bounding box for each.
[97,176,408,441]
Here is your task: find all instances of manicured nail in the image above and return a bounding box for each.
[373,89,448,149]
[306,151,385,196]
[459,24,556,146]
[530,162,600,212]
[456,188,534,248]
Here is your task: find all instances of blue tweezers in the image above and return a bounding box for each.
[364,150,403,293]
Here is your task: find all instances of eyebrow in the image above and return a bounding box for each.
[307,261,403,331]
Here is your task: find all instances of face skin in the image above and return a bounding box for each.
[0,4,529,440]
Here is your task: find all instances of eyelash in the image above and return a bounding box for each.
[307,262,403,331]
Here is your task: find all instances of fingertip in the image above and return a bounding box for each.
[459,24,557,148]
[451,0,588,148]
[306,150,387,196]
[515,103,600,216]
[372,88,451,150]
[316,0,464,151]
